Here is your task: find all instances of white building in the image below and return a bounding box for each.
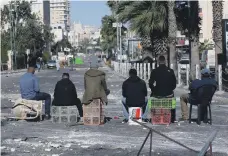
[51,26,64,43]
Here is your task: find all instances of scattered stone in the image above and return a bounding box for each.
[10,148,16,152]
[49,143,61,148]
[45,148,52,152]
[14,138,22,142]
[1,146,6,150]
[64,143,71,148]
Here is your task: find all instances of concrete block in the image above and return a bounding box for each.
[51,106,78,123]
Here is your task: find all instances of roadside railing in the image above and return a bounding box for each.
[111,61,223,92]
[132,119,218,156]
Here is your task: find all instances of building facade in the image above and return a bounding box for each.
[50,0,70,32]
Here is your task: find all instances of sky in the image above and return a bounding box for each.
[70,1,111,28]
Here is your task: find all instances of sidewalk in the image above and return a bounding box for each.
[1,69,26,75]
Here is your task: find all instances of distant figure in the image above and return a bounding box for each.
[180,69,217,121]
[36,57,41,72]
[52,73,83,121]
[149,55,176,122]
[82,56,110,105]
[56,58,60,71]
[122,69,148,123]
[19,65,51,119]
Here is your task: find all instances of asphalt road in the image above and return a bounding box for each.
[1,59,228,156]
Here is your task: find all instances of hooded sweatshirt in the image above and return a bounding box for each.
[52,78,79,106]
[122,75,147,107]
[82,69,109,104]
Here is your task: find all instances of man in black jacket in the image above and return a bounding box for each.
[122,69,148,122]
[52,73,83,120]
[149,55,177,122]
[149,55,176,97]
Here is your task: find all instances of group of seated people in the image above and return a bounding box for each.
[19,55,217,123]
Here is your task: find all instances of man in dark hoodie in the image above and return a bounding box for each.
[82,55,110,105]
[52,73,83,121]
[122,69,148,122]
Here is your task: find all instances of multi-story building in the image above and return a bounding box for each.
[50,0,70,32]
[199,1,228,42]
[29,0,50,25]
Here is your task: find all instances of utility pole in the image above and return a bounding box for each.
[119,22,122,62]
[10,1,14,70]
[14,0,17,69]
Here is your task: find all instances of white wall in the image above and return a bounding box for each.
[51,29,63,43]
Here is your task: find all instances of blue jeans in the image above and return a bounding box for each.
[32,92,51,115]
[122,97,148,120]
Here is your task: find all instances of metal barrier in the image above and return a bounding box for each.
[132,119,218,156]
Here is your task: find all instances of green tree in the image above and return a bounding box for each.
[168,1,178,76]
[115,1,168,58]
[175,1,201,79]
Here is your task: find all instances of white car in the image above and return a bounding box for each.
[179,59,189,74]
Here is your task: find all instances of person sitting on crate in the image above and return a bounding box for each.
[122,69,148,123]
[82,56,110,105]
[52,73,83,122]
[149,55,177,123]
[180,68,217,121]
[19,65,51,120]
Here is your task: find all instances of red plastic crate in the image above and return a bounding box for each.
[151,109,171,125]
[83,99,104,125]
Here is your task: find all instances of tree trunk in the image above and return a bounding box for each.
[212,1,223,81]
[190,36,200,80]
[168,1,178,77]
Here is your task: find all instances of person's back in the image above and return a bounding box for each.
[52,78,77,106]
[190,72,217,98]
[123,74,147,107]
[82,68,108,104]
[20,72,39,99]
[149,56,176,97]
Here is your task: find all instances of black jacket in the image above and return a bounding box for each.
[149,64,176,97]
[52,78,80,106]
[122,76,147,107]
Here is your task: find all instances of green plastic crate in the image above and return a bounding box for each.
[148,97,176,109]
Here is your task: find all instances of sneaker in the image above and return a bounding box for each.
[178,118,188,122]
[78,117,83,123]
[122,119,128,123]
[142,119,149,123]
[44,114,51,120]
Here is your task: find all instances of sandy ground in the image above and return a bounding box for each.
[1,61,228,156]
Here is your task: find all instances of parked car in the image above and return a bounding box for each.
[200,49,215,72]
[179,59,189,74]
[47,60,56,69]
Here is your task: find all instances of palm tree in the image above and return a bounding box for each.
[212,1,223,77]
[115,1,168,58]
[168,1,178,76]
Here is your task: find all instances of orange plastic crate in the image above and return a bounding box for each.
[83,99,104,125]
[151,109,171,125]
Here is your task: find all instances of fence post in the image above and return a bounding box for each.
[178,64,182,86]
[140,63,143,79]
[148,63,151,81]
[170,64,173,69]
[137,63,140,77]
[218,65,222,91]
[186,64,190,87]
[144,63,146,81]
[196,64,200,80]
[152,63,155,69]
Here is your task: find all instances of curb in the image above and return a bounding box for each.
[1,69,26,75]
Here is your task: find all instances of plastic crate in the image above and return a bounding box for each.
[151,109,171,125]
[51,106,78,123]
[148,98,176,109]
[83,99,104,125]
